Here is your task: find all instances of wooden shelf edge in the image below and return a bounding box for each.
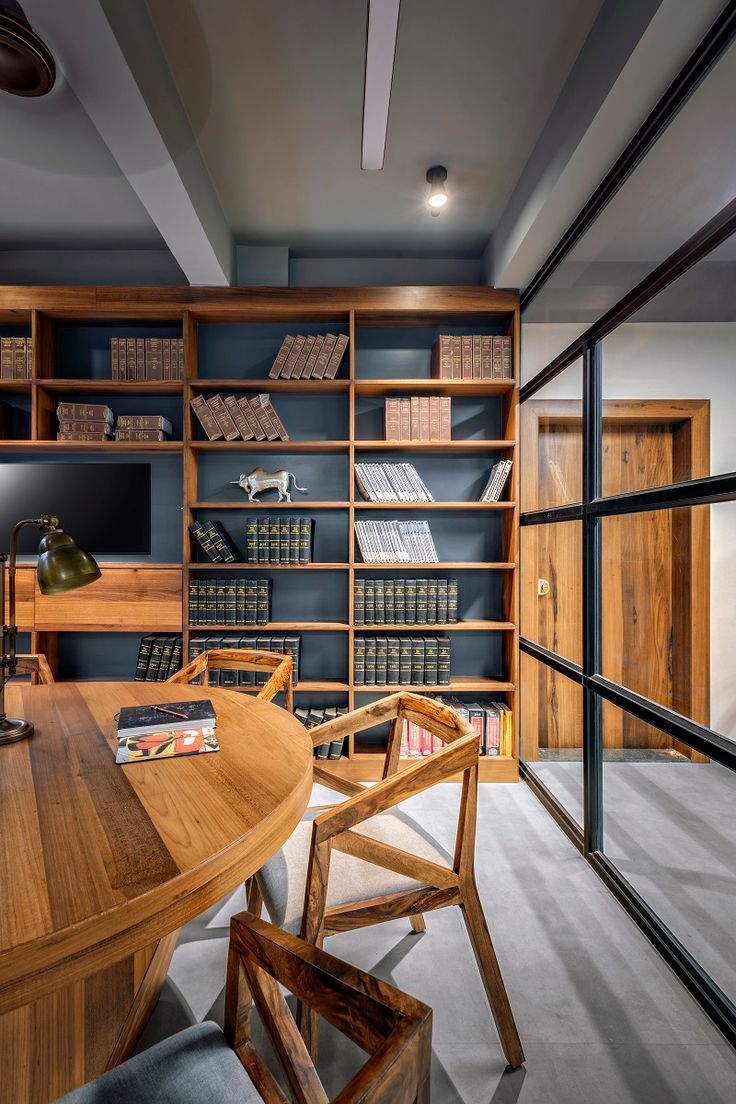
[190,378,350,392]
[353,680,515,692]
[356,440,515,451]
[356,621,516,632]
[188,622,349,631]
[187,562,349,571]
[192,501,349,510]
[355,562,516,570]
[355,501,516,510]
[190,440,350,451]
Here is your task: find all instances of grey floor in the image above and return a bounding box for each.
[139,780,736,1103]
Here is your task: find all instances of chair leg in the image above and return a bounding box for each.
[296,933,324,1064]
[410,913,426,933]
[459,880,524,1069]
[245,876,263,916]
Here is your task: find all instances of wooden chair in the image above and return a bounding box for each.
[15,653,55,684]
[168,648,294,712]
[254,691,524,1069]
[57,912,432,1104]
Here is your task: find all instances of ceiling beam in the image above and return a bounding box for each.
[22,0,233,285]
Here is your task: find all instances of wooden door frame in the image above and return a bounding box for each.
[520,398,710,761]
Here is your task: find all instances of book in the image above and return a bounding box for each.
[257,517,270,562]
[481,334,493,379]
[57,402,113,424]
[437,635,451,686]
[375,635,388,685]
[190,520,223,563]
[57,432,113,442]
[399,637,412,684]
[134,634,155,680]
[115,728,219,764]
[301,335,324,378]
[279,515,290,565]
[114,429,168,442]
[269,335,295,378]
[225,395,254,441]
[245,517,258,563]
[207,394,240,441]
[387,635,400,685]
[190,395,223,440]
[117,414,173,433]
[299,517,313,564]
[156,637,175,680]
[354,578,365,626]
[237,396,265,440]
[268,515,280,563]
[364,636,376,684]
[410,637,425,685]
[257,579,271,625]
[480,460,512,502]
[59,421,114,435]
[312,333,337,379]
[206,521,238,563]
[324,333,349,379]
[289,516,301,564]
[461,336,473,379]
[291,335,316,379]
[431,335,453,379]
[353,635,366,685]
[280,335,306,378]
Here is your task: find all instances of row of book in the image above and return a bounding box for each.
[0,337,32,379]
[189,634,301,687]
[431,335,512,380]
[355,463,434,503]
[190,392,288,441]
[297,707,347,760]
[480,460,512,502]
[56,402,174,442]
[111,337,184,381]
[134,635,183,681]
[189,578,271,626]
[354,635,451,687]
[244,516,314,564]
[354,520,438,564]
[269,333,348,379]
[190,519,240,563]
[384,396,451,441]
[355,578,458,625]
[401,697,513,758]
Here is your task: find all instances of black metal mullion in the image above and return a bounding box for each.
[590,471,736,516]
[582,342,602,854]
[520,504,583,526]
[519,638,583,683]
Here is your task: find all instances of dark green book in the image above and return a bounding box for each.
[236,579,247,624]
[189,636,207,663]
[385,579,395,624]
[374,580,385,625]
[375,635,388,685]
[207,634,224,687]
[399,637,412,685]
[411,637,425,685]
[205,580,217,625]
[279,516,290,564]
[188,580,200,625]
[365,636,377,685]
[256,634,273,686]
[427,578,438,624]
[239,634,258,686]
[289,517,301,564]
[257,578,270,625]
[257,517,270,563]
[353,635,366,685]
[189,519,222,563]
[309,708,329,758]
[416,578,428,624]
[387,635,400,686]
[215,579,227,623]
[283,634,300,687]
[268,516,280,564]
[424,636,439,686]
[394,577,406,624]
[324,706,345,759]
[405,579,417,624]
[299,517,312,564]
[225,578,237,625]
[437,635,451,686]
[364,579,375,625]
[220,634,242,688]
[146,636,166,681]
[245,578,258,625]
[166,637,183,680]
[354,578,365,626]
[448,579,458,623]
[245,516,258,563]
[206,521,237,564]
[134,634,155,680]
[437,579,449,624]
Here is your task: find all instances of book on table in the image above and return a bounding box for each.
[115,698,219,764]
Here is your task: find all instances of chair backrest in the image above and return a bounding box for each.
[167,648,293,711]
[16,653,55,685]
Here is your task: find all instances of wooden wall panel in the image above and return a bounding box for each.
[33,567,183,632]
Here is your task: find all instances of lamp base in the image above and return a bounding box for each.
[0,717,34,745]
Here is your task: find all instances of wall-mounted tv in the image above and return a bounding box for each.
[0,463,151,555]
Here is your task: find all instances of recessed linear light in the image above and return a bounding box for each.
[426,166,448,216]
[0,1,55,97]
[361,0,401,171]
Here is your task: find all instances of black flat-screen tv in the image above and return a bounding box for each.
[0,463,151,555]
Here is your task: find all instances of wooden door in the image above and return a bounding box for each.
[521,400,710,761]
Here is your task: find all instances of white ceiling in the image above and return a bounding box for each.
[144,0,603,257]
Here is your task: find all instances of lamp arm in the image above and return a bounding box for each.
[6,516,59,675]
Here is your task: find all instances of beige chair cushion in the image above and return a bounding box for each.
[257,807,452,935]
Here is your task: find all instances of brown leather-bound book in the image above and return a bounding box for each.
[0,338,13,378]
[384,398,401,440]
[492,336,503,379]
[280,335,306,379]
[13,337,26,379]
[115,429,168,441]
[472,335,482,379]
[439,397,451,441]
[324,333,349,378]
[431,335,452,379]
[399,398,411,441]
[57,432,111,441]
[262,395,289,440]
[224,395,253,440]
[58,421,113,435]
[249,396,278,440]
[207,394,240,440]
[301,334,324,378]
[136,337,146,381]
[410,396,421,440]
[501,335,513,378]
[162,339,171,380]
[312,333,337,379]
[111,337,119,380]
[481,334,493,378]
[117,414,173,432]
[146,337,163,380]
[419,397,430,440]
[126,338,136,382]
[25,337,32,378]
[237,396,265,440]
[461,336,473,379]
[269,335,295,379]
[118,336,128,380]
[57,401,114,424]
[429,396,440,441]
[176,338,184,379]
[190,395,223,440]
[451,335,462,378]
[290,334,315,379]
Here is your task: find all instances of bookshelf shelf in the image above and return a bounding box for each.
[0,284,519,782]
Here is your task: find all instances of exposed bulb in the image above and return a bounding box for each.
[426,165,448,217]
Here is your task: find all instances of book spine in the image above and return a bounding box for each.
[364,637,376,684]
[501,335,513,378]
[269,335,295,379]
[428,396,440,442]
[461,335,473,379]
[280,335,306,379]
[268,516,280,563]
[59,421,114,434]
[264,397,289,441]
[353,636,366,685]
[114,429,167,442]
[439,396,451,441]
[405,579,417,624]
[289,517,300,564]
[323,333,349,379]
[410,637,425,685]
[279,516,290,564]
[56,402,113,423]
[451,335,462,379]
[384,578,395,624]
[394,577,405,623]
[257,517,270,563]
[354,578,365,626]
[299,517,312,564]
[424,636,439,685]
[472,335,482,379]
[235,579,246,625]
[245,578,258,625]
[384,398,401,441]
[437,635,451,686]
[134,635,153,680]
[481,334,493,379]
[410,396,421,441]
[147,337,163,380]
[387,635,400,685]
[301,335,323,378]
[245,517,258,563]
[419,398,430,441]
[117,414,173,432]
[290,334,316,379]
[136,338,145,381]
[56,432,112,441]
[236,396,264,441]
[399,398,411,441]
[248,396,274,440]
[206,521,236,563]
[448,579,458,622]
[225,395,253,441]
[225,578,237,625]
[312,333,337,379]
[416,578,428,624]
[399,637,412,684]
[427,577,437,623]
[364,579,375,625]
[492,336,503,379]
[190,395,223,440]
[162,339,171,381]
[189,520,222,562]
[437,579,449,624]
[111,337,119,380]
[188,580,200,624]
[207,394,240,440]
[257,579,270,625]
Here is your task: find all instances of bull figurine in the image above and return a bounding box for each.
[230,467,309,503]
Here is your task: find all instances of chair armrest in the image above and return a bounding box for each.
[313,732,478,843]
[166,651,207,684]
[256,655,292,703]
[226,912,431,1104]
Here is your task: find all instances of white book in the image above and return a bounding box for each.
[407,464,434,502]
[480,461,503,502]
[355,463,379,502]
[398,464,418,502]
[383,465,404,502]
[482,459,512,502]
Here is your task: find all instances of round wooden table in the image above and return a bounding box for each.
[0,681,312,1104]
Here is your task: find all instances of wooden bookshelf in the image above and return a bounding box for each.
[0,285,519,781]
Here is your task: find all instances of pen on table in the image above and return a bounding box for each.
[152,705,189,720]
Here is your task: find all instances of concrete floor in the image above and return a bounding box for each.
[139,780,736,1103]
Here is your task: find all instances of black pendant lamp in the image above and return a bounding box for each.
[0,2,55,98]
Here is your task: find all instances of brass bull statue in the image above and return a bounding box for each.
[230,467,309,503]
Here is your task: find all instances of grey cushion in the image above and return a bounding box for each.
[55,1022,262,1104]
[258,807,452,935]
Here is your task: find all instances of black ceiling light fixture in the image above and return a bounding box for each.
[426,166,448,216]
[0,1,55,97]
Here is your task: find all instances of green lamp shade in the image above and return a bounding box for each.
[36,529,101,595]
